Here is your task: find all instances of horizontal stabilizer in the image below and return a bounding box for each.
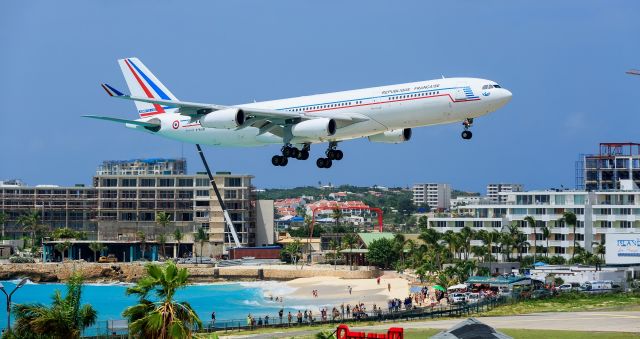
[100,83,125,97]
[82,115,160,128]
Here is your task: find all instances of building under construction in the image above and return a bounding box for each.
[578,143,640,190]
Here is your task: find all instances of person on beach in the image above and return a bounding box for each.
[288,311,292,324]
[377,277,381,285]
[388,283,391,292]
[346,304,351,318]
[211,311,216,328]
[297,310,303,324]
[341,303,345,318]
[309,309,313,323]
[264,315,269,325]
[348,285,352,295]
[279,308,284,322]
[246,314,252,327]
[258,317,263,326]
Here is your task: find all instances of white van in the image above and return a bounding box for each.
[580,280,614,293]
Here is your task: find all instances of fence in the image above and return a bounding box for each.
[82,296,508,338]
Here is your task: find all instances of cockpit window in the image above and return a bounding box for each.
[482,84,495,90]
[493,84,501,88]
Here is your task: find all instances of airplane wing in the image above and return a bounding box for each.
[82,114,160,128]
[101,83,369,125]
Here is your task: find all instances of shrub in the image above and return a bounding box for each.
[10,256,35,263]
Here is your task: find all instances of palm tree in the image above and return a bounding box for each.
[563,211,578,260]
[541,225,550,258]
[137,231,147,261]
[13,273,97,338]
[173,229,183,259]
[0,211,7,239]
[393,233,407,269]
[157,234,167,259]
[442,230,461,260]
[329,239,339,269]
[595,242,606,262]
[55,241,71,262]
[332,207,343,233]
[524,216,537,263]
[89,242,106,262]
[156,212,172,258]
[17,210,42,248]
[123,262,202,338]
[417,215,429,230]
[195,228,208,264]
[459,226,475,260]
[342,233,358,270]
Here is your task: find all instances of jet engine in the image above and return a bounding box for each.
[367,128,412,144]
[200,108,246,129]
[291,118,336,138]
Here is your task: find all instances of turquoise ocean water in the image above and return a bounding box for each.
[0,279,307,332]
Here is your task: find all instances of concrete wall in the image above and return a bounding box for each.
[256,200,275,246]
[0,263,379,282]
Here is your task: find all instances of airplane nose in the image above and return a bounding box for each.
[500,88,512,104]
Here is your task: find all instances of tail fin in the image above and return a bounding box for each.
[118,57,179,117]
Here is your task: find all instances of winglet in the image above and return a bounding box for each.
[101,83,125,97]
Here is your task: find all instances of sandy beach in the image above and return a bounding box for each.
[261,276,410,311]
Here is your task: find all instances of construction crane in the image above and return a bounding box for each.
[195,144,242,248]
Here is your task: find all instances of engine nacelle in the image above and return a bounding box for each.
[291,118,336,139]
[367,128,412,144]
[200,108,245,129]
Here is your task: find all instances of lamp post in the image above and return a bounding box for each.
[0,278,28,332]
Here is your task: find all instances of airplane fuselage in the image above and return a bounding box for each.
[128,77,512,146]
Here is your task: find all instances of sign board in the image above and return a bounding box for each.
[605,233,640,265]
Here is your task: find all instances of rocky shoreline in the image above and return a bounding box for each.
[0,262,380,283]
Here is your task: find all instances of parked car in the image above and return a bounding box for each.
[531,289,552,299]
[557,282,581,292]
[449,293,467,304]
[176,257,213,264]
[465,293,481,304]
[98,254,117,263]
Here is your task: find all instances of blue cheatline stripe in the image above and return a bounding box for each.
[128,59,171,100]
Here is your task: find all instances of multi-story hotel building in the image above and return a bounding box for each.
[412,183,451,210]
[579,143,640,191]
[0,160,271,257]
[486,183,523,203]
[430,188,639,261]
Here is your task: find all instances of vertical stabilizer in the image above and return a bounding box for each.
[118,57,179,117]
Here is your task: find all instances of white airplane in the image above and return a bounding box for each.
[85,58,512,168]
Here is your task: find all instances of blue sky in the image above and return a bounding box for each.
[1,1,639,192]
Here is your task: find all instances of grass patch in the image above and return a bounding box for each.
[480,292,640,316]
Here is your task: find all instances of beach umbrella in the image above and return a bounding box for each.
[533,262,546,267]
[433,285,446,292]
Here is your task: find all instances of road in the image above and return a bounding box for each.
[219,311,640,338]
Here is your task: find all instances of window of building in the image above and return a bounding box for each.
[196,190,209,197]
[535,208,546,215]
[158,178,175,187]
[575,233,585,241]
[140,190,155,199]
[177,178,193,187]
[491,221,501,228]
[554,234,566,241]
[473,221,483,228]
[574,195,585,204]
[225,177,242,187]
[599,208,612,215]
[195,211,209,218]
[195,200,210,207]
[121,178,137,187]
[577,221,584,228]
[139,201,155,209]
[224,190,238,199]
[119,212,136,221]
[620,221,632,228]
[620,208,632,215]
[159,191,174,199]
[435,221,447,228]
[119,201,136,209]
[100,190,117,199]
[601,221,612,228]
[178,190,193,199]
[101,179,117,187]
[120,190,136,199]
[140,178,156,187]
[556,247,566,254]
[196,178,209,187]
[573,208,584,215]
[455,221,464,228]
[555,195,566,205]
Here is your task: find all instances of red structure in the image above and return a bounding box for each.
[229,246,281,259]
[336,324,403,339]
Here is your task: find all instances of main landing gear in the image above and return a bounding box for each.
[272,144,310,166]
[316,142,343,169]
[461,118,473,140]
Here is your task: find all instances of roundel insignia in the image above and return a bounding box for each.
[172,120,180,129]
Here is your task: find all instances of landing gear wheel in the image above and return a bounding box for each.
[282,147,293,158]
[297,150,309,160]
[461,130,473,140]
[272,155,288,166]
[316,158,326,168]
[334,150,344,160]
[324,158,333,168]
[327,149,337,160]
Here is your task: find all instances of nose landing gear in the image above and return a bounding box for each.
[461,118,473,140]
